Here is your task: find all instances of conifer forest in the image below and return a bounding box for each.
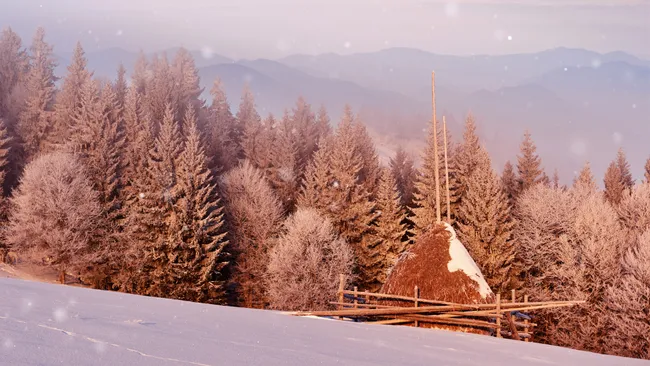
[0,27,648,360]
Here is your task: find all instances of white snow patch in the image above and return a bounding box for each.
[444,224,492,299]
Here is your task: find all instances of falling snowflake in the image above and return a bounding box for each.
[445,2,459,17]
[200,46,214,59]
[3,338,13,350]
[116,29,123,36]
[564,67,568,71]
[507,35,513,41]
[332,180,340,188]
[344,41,351,49]
[570,139,587,156]
[612,132,623,144]
[139,192,145,199]
[53,307,68,323]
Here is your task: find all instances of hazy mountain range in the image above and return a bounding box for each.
[54,46,650,183]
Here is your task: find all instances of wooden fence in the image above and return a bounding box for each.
[293,275,584,341]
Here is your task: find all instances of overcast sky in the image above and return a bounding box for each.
[1,0,649,59]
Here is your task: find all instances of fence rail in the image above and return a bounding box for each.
[292,275,584,342]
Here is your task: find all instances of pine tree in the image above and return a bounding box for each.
[315,105,332,142]
[51,42,93,148]
[204,78,239,172]
[131,51,148,95]
[288,97,319,172]
[235,85,261,158]
[552,169,560,189]
[645,157,650,183]
[241,111,272,170]
[574,162,597,192]
[266,111,299,210]
[113,63,128,113]
[457,147,516,292]
[352,118,381,196]
[170,107,229,303]
[298,116,377,288]
[171,48,204,123]
[17,27,57,161]
[0,28,28,121]
[146,53,174,123]
[604,160,626,205]
[0,118,12,213]
[68,80,124,222]
[616,148,634,190]
[389,146,416,207]
[516,130,545,193]
[501,161,518,206]
[150,104,183,198]
[373,168,408,289]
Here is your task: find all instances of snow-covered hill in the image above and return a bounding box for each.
[0,278,645,365]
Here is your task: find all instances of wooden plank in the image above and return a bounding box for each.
[414,286,419,327]
[524,295,530,342]
[399,314,499,329]
[329,302,395,309]
[496,294,501,338]
[370,319,412,325]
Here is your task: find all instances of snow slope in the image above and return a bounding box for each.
[0,278,646,366]
[445,224,493,299]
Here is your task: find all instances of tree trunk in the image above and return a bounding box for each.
[59,269,65,284]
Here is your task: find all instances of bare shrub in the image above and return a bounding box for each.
[266,207,354,311]
[6,152,102,278]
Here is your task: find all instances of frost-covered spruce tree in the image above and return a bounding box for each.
[0,27,28,121]
[236,85,261,160]
[298,110,376,289]
[389,146,416,207]
[171,48,204,123]
[457,147,515,292]
[501,161,518,206]
[644,157,650,183]
[165,107,229,303]
[573,162,597,192]
[17,27,57,161]
[204,78,239,172]
[51,42,92,147]
[373,168,408,288]
[516,130,545,194]
[267,111,299,210]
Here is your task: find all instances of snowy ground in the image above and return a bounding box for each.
[0,278,647,366]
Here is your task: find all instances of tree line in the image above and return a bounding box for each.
[0,27,648,359]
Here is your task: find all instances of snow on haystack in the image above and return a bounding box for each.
[444,223,493,299]
[381,223,494,306]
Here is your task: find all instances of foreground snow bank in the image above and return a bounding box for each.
[0,278,644,366]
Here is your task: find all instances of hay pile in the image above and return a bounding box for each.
[382,223,494,305]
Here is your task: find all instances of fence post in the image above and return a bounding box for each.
[496,293,502,338]
[338,274,345,311]
[414,286,419,327]
[353,287,358,309]
[524,295,530,342]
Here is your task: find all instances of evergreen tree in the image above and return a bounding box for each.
[131,51,148,95]
[51,42,92,147]
[516,130,545,193]
[169,107,229,303]
[288,97,319,172]
[457,147,516,292]
[267,111,299,210]
[205,78,239,172]
[0,118,12,213]
[645,157,650,183]
[113,63,128,114]
[315,105,332,142]
[373,168,408,289]
[501,161,518,206]
[616,148,634,190]
[389,146,416,207]
[146,53,174,123]
[352,118,381,196]
[0,28,28,121]
[171,48,204,123]
[17,27,57,161]
[235,85,261,158]
[242,111,273,170]
[121,86,154,190]
[298,115,376,288]
[604,160,626,205]
[552,169,560,189]
[574,162,597,192]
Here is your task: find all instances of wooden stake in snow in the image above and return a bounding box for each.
[414,286,420,327]
[443,116,451,222]
[496,294,502,338]
[432,72,441,223]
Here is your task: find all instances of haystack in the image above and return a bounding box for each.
[382,222,494,305]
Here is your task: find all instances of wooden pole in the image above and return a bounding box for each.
[496,294,502,338]
[414,286,420,327]
[338,274,345,311]
[524,295,530,342]
[443,116,450,222]
[353,287,359,309]
[432,71,441,224]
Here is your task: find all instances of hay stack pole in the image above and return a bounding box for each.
[443,116,451,222]
[432,71,441,223]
